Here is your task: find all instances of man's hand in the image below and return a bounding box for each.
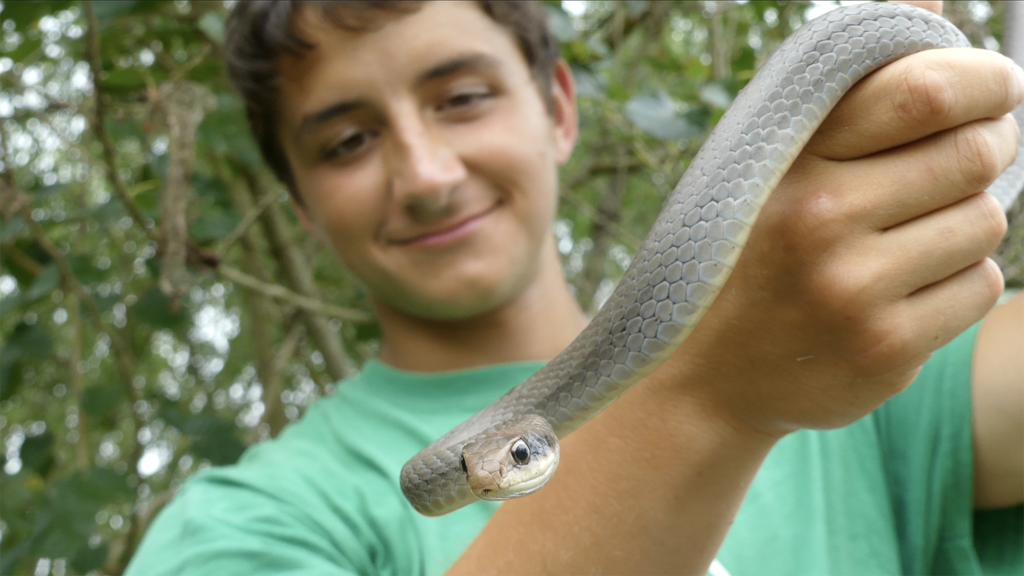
[657,45,1022,437]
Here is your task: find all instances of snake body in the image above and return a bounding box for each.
[400,2,1024,517]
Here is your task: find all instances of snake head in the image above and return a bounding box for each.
[460,414,560,501]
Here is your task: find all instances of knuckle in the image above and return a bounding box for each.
[999,56,1024,110]
[973,193,1008,245]
[976,259,1006,303]
[810,259,877,317]
[893,65,953,126]
[951,122,1002,188]
[786,189,848,244]
[850,317,913,377]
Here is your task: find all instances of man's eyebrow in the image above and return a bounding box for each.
[415,52,503,86]
[293,53,502,145]
[294,99,370,145]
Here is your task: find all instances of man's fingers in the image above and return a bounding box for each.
[898,258,1004,355]
[806,48,1024,161]
[874,192,1007,296]
[819,114,1021,231]
[892,1,943,16]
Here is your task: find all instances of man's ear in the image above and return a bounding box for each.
[293,199,333,246]
[550,59,579,166]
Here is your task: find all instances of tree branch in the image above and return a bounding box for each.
[236,163,358,381]
[250,314,303,443]
[215,186,285,259]
[217,264,371,323]
[67,291,92,470]
[84,0,157,241]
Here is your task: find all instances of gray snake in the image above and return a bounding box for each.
[400,2,1024,517]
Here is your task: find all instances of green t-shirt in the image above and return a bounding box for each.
[127,324,1022,576]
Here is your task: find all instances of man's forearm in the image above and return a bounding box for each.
[973,292,1024,509]
[448,371,779,575]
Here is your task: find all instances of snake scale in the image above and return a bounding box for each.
[400,2,1024,517]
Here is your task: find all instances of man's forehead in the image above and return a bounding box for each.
[278,1,517,88]
[275,1,532,145]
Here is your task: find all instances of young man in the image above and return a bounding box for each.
[128,1,1023,574]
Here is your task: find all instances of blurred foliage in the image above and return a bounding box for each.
[0,1,1015,575]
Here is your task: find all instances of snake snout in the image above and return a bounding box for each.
[461,415,560,501]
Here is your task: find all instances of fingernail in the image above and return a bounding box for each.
[1013,64,1024,105]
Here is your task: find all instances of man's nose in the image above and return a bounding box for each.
[389,113,467,219]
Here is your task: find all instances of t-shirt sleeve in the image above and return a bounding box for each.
[123,420,416,576]
[125,470,362,576]
[873,322,1024,575]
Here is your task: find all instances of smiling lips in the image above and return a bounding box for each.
[392,203,501,249]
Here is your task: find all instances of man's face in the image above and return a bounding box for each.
[278,1,577,320]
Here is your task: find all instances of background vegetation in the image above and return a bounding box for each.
[0,1,1018,574]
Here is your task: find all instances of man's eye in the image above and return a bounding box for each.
[323,131,373,160]
[440,90,491,111]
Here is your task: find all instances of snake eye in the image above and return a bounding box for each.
[511,440,530,465]
[459,454,468,473]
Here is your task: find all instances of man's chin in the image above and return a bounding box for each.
[373,285,517,323]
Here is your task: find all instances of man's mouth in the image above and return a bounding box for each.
[392,202,501,248]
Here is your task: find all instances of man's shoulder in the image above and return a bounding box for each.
[128,359,539,575]
[126,376,425,576]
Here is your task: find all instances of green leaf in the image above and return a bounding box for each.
[0,293,22,318]
[31,183,67,200]
[354,320,383,343]
[29,467,132,558]
[0,319,48,401]
[572,66,604,99]
[0,353,21,402]
[2,1,75,30]
[22,264,59,304]
[68,254,107,287]
[90,197,128,223]
[68,466,134,503]
[100,68,147,95]
[20,431,54,476]
[0,539,31,576]
[5,322,54,361]
[28,503,92,559]
[544,4,578,42]
[163,408,247,465]
[93,0,138,30]
[82,382,125,421]
[189,416,246,465]
[93,292,121,314]
[1,240,50,288]
[198,11,225,45]
[71,541,109,574]
[134,180,162,220]
[156,400,190,430]
[197,94,262,168]
[698,82,734,110]
[133,286,188,330]
[4,35,42,63]
[190,211,240,244]
[0,215,26,242]
[624,93,703,141]
[106,117,146,142]
[192,173,232,206]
